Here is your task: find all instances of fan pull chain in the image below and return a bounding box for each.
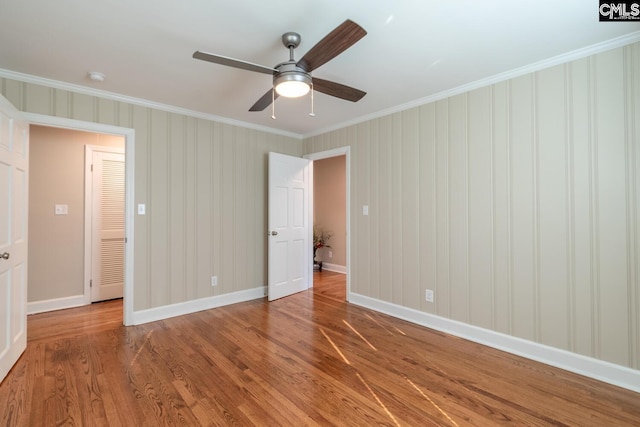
[309,84,315,117]
[271,88,276,120]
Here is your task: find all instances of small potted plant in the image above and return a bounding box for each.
[313,226,333,271]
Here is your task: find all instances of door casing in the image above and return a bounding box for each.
[26,113,135,325]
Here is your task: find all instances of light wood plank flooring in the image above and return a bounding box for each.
[1,271,639,426]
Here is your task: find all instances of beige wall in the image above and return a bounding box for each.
[304,42,640,371]
[28,126,123,302]
[1,80,302,311]
[313,155,346,266]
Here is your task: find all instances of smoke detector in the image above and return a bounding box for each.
[87,71,105,82]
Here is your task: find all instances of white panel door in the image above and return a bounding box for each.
[90,149,125,302]
[268,152,310,301]
[0,95,28,383]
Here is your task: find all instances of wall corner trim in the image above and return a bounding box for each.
[349,293,640,394]
[131,286,266,325]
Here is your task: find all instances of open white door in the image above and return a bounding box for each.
[0,95,28,382]
[268,152,311,301]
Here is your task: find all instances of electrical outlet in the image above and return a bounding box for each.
[211,276,217,287]
[328,250,333,258]
[425,289,434,303]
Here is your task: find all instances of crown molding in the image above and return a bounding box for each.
[3,31,638,142]
[304,31,640,138]
[0,69,303,140]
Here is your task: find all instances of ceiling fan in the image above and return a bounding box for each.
[193,19,367,112]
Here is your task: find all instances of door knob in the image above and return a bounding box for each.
[1,252,9,260]
[270,231,278,236]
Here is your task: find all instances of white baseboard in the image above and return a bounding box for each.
[321,263,346,274]
[28,286,267,325]
[131,286,266,325]
[27,294,88,315]
[349,292,640,394]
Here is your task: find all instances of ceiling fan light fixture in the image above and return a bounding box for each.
[274,70,311,98]
[194,20,367,112]
[275,80,310,98]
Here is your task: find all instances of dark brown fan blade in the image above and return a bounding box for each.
[249,88,279,111]
[296,20,366,72]
[312,78,366,102]
[193,51,276,75]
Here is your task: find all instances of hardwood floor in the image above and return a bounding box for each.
[2,271,639,426]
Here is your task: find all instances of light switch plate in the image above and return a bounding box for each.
[363,205,369,216]
[138,204,146,215]
[55,204,68,215]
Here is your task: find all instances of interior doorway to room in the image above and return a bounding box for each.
[28,125,125,311]
[306,148,349,300]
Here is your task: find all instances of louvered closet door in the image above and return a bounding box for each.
[91,150,125,302]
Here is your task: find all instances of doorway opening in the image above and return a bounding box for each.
[26,114,135,325]
[305,147,350,300]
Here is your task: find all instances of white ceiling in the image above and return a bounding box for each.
[1,0,639,137]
